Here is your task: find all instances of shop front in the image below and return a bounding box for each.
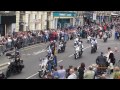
[53,12,76,29]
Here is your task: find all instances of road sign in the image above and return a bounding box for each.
[93,13,96,20]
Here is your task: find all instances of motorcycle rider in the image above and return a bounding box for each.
[58,40,65,52]
[79,40,84,53]
[91,37,97,50]
[103,32,108,42]
[47,40,57,56]
[87,35,91,43]
[47,54,57,72]
[103,33,108,39]
[74,36,79,46]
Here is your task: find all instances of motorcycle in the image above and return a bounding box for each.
[74,46,82,59]
[58,43,65,53]
[38,57,48,78]
[91,44,96,53]
[103,37,107,42]
[38,56,56,78]
[6,54,24,78]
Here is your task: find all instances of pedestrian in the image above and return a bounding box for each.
[84,66,95,79]
[67,69,77,79]
[78,63,85,79]
[58,65,66,79]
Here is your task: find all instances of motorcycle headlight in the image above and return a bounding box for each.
[8,62,10,65]
[39,64,41,67]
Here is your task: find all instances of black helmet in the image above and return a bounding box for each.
[101,52,103,55]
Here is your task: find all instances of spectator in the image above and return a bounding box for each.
[52,67,60,79]
[99,74,107,79]
[84,66,95,79]
[66,65,73,78]
[67,69,77,79]
[58,65,66,79]
[78,63,85,79]
[46,72,53,79]
[74,67,79,79]
[112,66,120,79]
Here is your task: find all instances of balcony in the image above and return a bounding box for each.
[0,11,16,16]
[20,11,25,15]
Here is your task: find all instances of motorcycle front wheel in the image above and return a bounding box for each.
[91,48,93,53]
[58,49,60,53]
[6,69,11,78]
[74,54,77,59]
[39,71,46,78]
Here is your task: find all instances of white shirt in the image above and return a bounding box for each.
[87,36,91,40]
[91,40,96,45]
[106,51,113,61]
[67,73,77,79]
[8,38,12,43]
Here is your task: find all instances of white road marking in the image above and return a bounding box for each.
[27,54,31,56]
[26,72,39,79]
[58,60,63,63]
[33,49,46,55]
[26,59,64,79]
[21,43,46,51]
[68,54,74,57]
[68,45,91,57]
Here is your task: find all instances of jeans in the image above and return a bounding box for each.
[48,61,52,72]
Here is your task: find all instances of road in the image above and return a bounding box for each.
[0,30,120,79]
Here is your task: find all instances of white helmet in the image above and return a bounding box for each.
[54,40,56,43]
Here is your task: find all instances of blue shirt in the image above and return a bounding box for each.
[52,71,60,79]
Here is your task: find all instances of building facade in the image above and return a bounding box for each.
[16,11,49,32]
[0,11,16,36]
[0,11,116,36]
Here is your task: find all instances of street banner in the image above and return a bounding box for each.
[93,13,96,20]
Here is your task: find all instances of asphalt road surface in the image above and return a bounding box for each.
[0,30,120,79]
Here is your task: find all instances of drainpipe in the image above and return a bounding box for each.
[5,24,6,36]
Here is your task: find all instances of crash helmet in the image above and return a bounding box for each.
[50,40,53,43]
[53,40,56,43]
